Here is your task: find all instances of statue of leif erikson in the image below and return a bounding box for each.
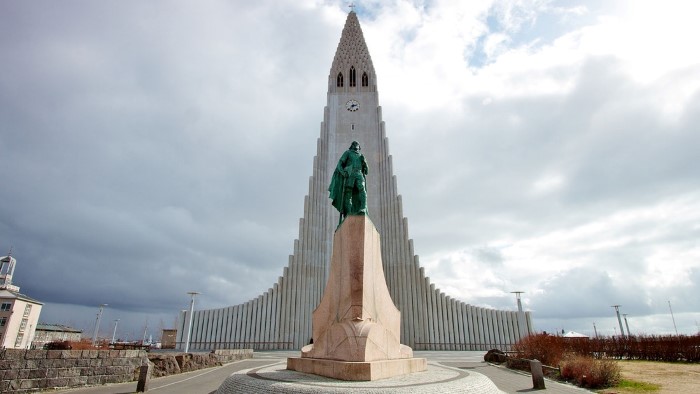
[328,140,368,226]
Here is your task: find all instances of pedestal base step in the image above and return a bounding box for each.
[286,357,427,381]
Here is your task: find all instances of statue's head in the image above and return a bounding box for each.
[350,141,361,151]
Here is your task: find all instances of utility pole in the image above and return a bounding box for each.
[92,304,108,346]
[623,314,631,337]
[668,300,679,336]
[184,291,200,353]
[593,322,598,339]
[611,305,625,338]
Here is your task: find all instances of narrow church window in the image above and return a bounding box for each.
[337,72,344,87]
[349,66,356,87]
[362,72,369,87]
[351,124,355,130]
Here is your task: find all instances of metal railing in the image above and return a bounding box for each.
[413,342,514,351]
[174,341,294,351]
[175,341,515,352]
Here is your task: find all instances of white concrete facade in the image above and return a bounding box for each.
[177,11,532,351]
[1,255,44,349]
[0,289,43,349]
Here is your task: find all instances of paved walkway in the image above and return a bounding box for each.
[439,361,592,394]
[53,351,593,394]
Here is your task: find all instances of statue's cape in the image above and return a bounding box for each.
[328,168,345,213]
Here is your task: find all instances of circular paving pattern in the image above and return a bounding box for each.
[216,362,505,393]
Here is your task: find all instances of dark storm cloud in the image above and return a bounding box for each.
[0,0,340,335]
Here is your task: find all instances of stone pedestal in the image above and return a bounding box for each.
[530,359,546,390]
[136,362,152,392]
[287,216,426,380]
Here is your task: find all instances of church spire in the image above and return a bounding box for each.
[329,11,376,92]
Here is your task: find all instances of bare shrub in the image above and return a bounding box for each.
[512,333,566,366]
[515,333,700,362]
[66,338,110,350]
[511,333,697,390]
[560,355,620,389]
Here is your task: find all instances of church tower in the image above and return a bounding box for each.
[177,10,532,351]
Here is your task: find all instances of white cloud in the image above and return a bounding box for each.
[531,173,566,195]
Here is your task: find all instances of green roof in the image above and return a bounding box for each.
[36,323,82,333]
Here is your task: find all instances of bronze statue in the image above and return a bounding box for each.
[329,141,368,226]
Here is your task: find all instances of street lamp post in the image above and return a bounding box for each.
[511,291,528,339]
[611,305,625,338]
[142,321,148,345]
[111,319,120,343]
[184,291,200,353]
[92,304,108,346]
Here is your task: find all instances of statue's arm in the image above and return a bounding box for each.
[362,155,369,175]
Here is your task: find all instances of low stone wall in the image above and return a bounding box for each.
[148,349,253,377]
[0,349,147,393]
[212,349,254,363]
[0,348,254,393]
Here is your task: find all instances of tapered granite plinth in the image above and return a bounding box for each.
[287,215,427,380]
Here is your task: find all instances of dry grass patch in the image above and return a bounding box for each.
[598,360,700,394]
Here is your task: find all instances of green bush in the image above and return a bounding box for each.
[560,355,620,389]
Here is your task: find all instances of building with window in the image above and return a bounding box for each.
[0,254,43,349]
[31,323,82,349]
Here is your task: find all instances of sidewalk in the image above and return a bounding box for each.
[53,351,594,394]
[54,359,273,394]
[441,361,593,393]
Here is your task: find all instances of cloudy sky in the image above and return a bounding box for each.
[1,0,699,342]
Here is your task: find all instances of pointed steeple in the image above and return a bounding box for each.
[329,12,376,92]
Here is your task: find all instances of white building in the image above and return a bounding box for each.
[177,10,532,351]
[31,323,82,349]
[0,254,43,349]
